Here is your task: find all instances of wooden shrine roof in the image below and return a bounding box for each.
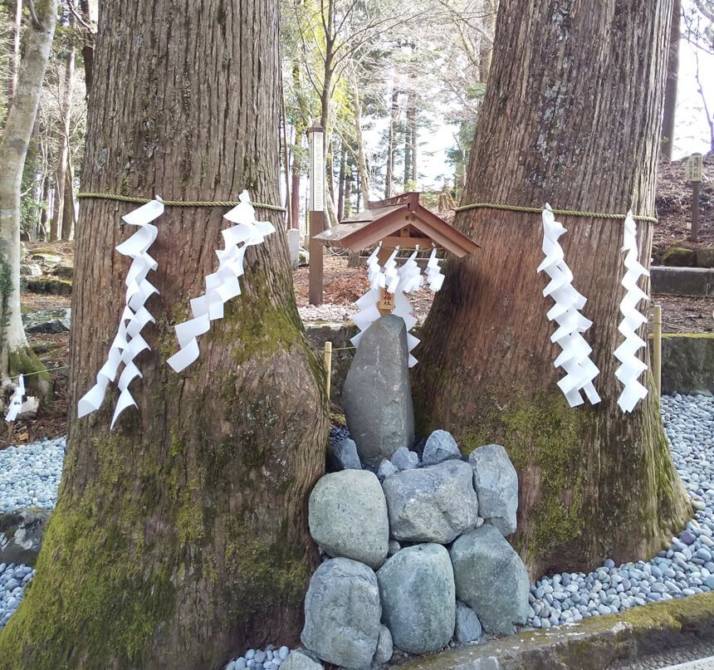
[314,192,480,258]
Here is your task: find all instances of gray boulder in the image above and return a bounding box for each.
[22,307,71,334]
[455,601,482,643]
[449,525,529,635]
[377,544,455,654]
[391,446,419,471]
[343,316,415,467]
[422,430,461,466]
[308,470,388,568]
[301,558,382,669]
[377,459,399,481]
[0,508,50,566]
[469,444,518,536]
[327,437,362,471]
[280,651,323,670]
[382,460,479,544]
[373,626,393,665]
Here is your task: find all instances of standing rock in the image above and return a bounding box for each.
[301,558,382,669]
[469,444,518,536]
[377,544,455,654]
[422,430,461,466]
[455,601,482,643]
[342,316,415,467]
[382,460,479,543]
[327,437,362,471]
[308,470,389,568]
[450,525,529,635]
[373,626,394,665]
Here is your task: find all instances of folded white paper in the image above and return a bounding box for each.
[351,247,444,367]
[167,191,275,372]
[5,375,25,422]
[538,205,601,408]
[78,199,164,428]
[614,211,650,413]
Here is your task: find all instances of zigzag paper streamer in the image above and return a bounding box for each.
[614,211,650,413]
[351,247,444,367]
[425,248,445,291]
[5,375,25,422]
[78,199,163,428]
[537,205,601,408]
[167,191,275,372]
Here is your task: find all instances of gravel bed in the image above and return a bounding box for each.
[0,437,66,513]
[224,645,292,670]
[0,563,34,628]
[527,394,714,628]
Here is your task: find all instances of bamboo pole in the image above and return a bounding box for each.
[324,341,333,400]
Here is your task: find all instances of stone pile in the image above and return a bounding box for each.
[302,429,529,669]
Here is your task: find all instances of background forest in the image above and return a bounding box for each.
[2,0,712,244]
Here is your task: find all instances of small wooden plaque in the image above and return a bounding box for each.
[378,287,395,315]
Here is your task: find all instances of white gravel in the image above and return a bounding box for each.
[527,394,714,628]
[0,437,65,513]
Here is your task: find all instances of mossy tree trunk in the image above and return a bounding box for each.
[413,0,690,578]
[0,0,56,394]
[0,1,329,668]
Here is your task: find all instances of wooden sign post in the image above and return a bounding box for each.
[687,153,703,243]
[308,123,325,306]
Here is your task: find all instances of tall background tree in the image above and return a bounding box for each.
[0,0,57,390]
[0,1,329,668]
[413,0,690,577]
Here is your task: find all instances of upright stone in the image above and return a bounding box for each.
[422,430,461,466]
[377,544,455,654]
[469,444,518,536]
[301,558,382,669]
[449,525,529,635]
[343,316,415,466]
[308,470,389,568]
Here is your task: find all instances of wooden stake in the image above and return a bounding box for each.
[690,181,701,243]
[323,340,333,400]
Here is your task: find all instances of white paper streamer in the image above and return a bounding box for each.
[537,205,601,408]
[5,375,25,422]
[425,247,445,291]
[351,247,445,368]
[614,211,650,413]
[77,199,163,428]
[167,191,275,372]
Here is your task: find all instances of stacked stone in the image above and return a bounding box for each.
[303,429,529,669]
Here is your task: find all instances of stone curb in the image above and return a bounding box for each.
[392,592,714,670]
[651,266,714,297]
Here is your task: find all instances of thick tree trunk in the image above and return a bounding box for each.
[0,1,329,668]
[0,0,56,389]
[7,0,23,102]
[414,0,689,578]
[61,157,75,240]
[661,0,680,161]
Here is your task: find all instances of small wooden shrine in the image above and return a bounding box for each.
[315,192,479,260]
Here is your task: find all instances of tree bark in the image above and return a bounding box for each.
[61,156,76,240]
[0,0,56,389]
[661,0,680,161]
[0,1,329,668]
[59,38,76,240]
[478,0,496,83]
[7,0,23,102]
[352,80,370,205]
[413,0,690,578]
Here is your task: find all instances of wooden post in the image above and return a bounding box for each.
[652,304,662,398]
[323,341,333,400]
[309,210,325,305]
[308,123,325,305]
